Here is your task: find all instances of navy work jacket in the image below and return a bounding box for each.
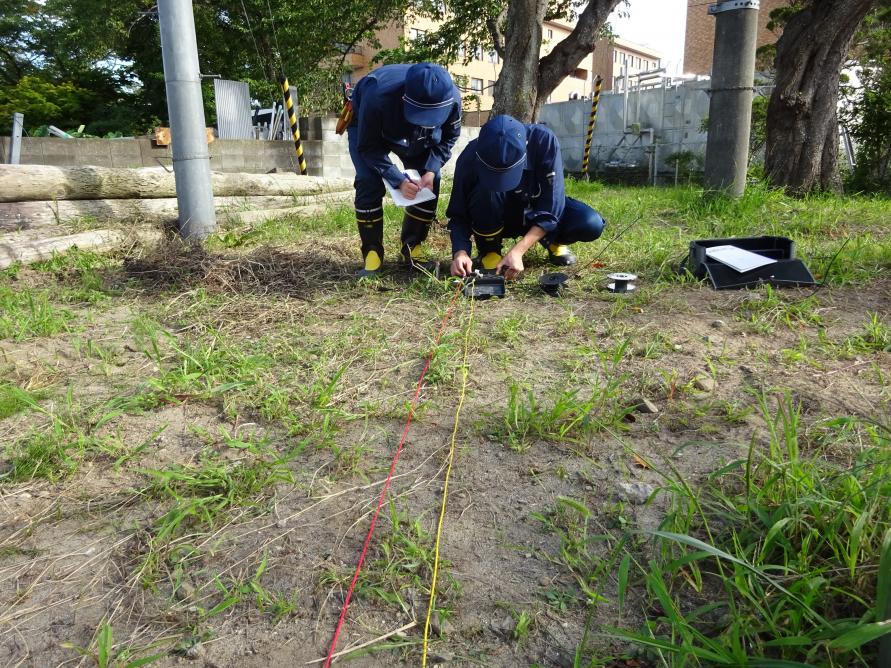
[352,64,462,189]
[447,124,565,254]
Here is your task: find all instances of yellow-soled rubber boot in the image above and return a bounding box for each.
[474,229,503,274]
[363,249,382,274]
[547,244,577,266]
[356,211,384,278]
[480,252,502,270]
[400,208,434,268]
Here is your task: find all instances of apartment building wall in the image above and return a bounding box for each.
[684,0,788,75]
[593,37,664,91]
[350,18,661,111]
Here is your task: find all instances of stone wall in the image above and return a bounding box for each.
[0,115,481,180]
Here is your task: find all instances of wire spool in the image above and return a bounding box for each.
[539,272,569,297]
[607,272,637,293]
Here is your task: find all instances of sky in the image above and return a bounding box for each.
[607,0,689,75]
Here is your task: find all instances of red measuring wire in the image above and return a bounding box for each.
[323,282,464,667]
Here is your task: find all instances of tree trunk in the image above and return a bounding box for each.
[0,165,353,202]
[765,0,875,195]
[534,0,622,119]
[491,0,548,121]
[491,0,621,122]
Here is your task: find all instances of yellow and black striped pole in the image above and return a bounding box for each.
[280,77,308,175]
[581,75,603,180]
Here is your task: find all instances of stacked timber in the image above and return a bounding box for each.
[0,165,354,231]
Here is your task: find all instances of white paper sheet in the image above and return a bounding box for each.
[385,169,436,207]
[705,245,777,273]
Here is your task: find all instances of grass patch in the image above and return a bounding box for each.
[489,377,630,452]
[0,382,47,419]
[590,394,891,667]
[137,454,295,587]
[2,389,124,481]
[0,286,72,340]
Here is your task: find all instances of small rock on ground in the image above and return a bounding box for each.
[694,376,716,392]
[617,481,655,504]
[634,398,659,414]
[431,611,454,636]
[711,319,727,329]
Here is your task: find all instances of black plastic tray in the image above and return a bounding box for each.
[704,258,817,290]
[686,236,796,279]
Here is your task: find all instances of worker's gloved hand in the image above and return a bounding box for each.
[450,251,473,277]
[399,179,420,200]
[496,248,524,280]
[419,171,435,191]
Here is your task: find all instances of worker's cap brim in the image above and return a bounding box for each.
[475,152,526,192]
[403,95,453,128]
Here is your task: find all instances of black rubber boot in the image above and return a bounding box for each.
[400,206,434,267]
[546,243,577,266]
[356,207,384,277]
[473,232,503,274]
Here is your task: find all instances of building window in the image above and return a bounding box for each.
[547,28,553,39]
[473,45,483,60]
[487,50,499,64]
[470,77,483,93]
[457,44,466,58]
[409,28,426,41]
[488,79,497,91]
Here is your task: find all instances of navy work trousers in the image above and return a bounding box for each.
[467,188,605,248]
[347,126,441,213]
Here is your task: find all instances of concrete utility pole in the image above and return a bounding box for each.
[157,0,216,239]
[8,113,23,165]
[703,0,759,197]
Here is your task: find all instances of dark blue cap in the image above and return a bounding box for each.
[475,115,527,191]
[403,63,455,128]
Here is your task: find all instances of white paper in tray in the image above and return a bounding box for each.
[705,245,777,273]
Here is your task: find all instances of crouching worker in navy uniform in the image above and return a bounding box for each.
[447,115,606,280]
[348,63,462,277]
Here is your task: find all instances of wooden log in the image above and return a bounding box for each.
[223,202,349,225]
[0,165,354,202]
[0,227,162,269]
[0,191,354,230]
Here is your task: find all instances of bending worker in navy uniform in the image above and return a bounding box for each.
[447,115,606,279]
[348,63,462,276]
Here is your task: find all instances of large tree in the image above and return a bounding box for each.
[378,0,625,122]
[765,0,877,194]
[492,0,622,120]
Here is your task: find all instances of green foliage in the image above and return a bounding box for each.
[0,75,99,131]
[844,4,891,194]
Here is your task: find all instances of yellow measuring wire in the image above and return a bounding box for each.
[421,292,475,666]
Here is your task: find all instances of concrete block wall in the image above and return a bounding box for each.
[538,80,710,178]
[0,115,481,181]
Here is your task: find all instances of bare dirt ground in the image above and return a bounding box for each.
[1,223,889,667]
